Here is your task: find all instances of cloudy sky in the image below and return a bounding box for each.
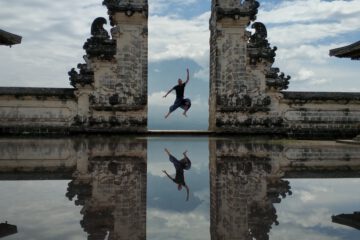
[1,0,360,130]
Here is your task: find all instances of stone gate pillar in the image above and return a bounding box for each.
[209,138,291,239]
[70,0,148,132]
[209,0,290,133]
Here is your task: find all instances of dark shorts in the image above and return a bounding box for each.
[169,98,191,113]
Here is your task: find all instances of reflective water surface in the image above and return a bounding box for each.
[0,136,359,240]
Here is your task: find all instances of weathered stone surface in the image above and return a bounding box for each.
[0,88,78,133]
[66,137,147,240]
[282,91,360,102]
[0,87,75,98]
[212,0,260,21]
[68,64,94,87]
[103,0,148,26]
[209,0,360,137]
[209,138,360,239]
[0,1,148,134]
[83,17,116,60]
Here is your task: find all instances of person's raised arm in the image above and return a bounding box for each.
[163,88,173,98]
[185,68,190,84]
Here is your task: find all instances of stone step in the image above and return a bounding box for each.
[147,130,214,136]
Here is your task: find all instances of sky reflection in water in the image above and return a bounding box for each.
[0,136,359,240]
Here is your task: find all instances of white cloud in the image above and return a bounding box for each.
[295,69,316,82]
[267,19,360,47]
[148,91,175,106]
[256,0,360,91]
[149,12,210,69]
[276,43,344,64]
[0,0,107,87]
[148,208,209,240]
[194,68,209,81]
[260,0,360,24]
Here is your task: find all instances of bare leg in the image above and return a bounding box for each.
[165,111,171,119]
[183,105,189,117]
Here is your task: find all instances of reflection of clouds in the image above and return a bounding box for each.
[273,179,360,240]
[297,190,316,202]
[280,208,335,228]
[0,181,85,240]
[193,188,209,203]
[271,225,342,240]
[148,208,209,240]
[290,179,360,206]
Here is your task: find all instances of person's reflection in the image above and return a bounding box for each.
[162,148,191,201]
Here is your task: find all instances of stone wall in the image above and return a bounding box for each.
[209,0,360,137]
[0,0,148,133]
[0,88,77,134]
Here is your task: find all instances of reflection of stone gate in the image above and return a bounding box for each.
[209,138,360,240]
[1,137,359,239]
[209,0,360,137]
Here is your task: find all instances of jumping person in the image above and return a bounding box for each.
[162,148,191,201]
[163,68,192,118]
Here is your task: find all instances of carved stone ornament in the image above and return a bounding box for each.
[266,68,291,90]
[218,93,272,113]
[83,17,116,60]
[214,0,260,21]
[216,116,284,129]
[248,22,277,64]
[102,0,148,21]
[68,63,94,88]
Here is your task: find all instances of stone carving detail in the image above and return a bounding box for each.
[103,0,148,23]
[87,116,147,128]
[83,17,116,60]
[210,0,296,133]
[216,116,284,129]
[214,0,260,21]
[248,22,277,65]
[89,91,146,109]
[218,93,271,113]
[266,68,291,90]
[68,64,94,88]
[66,139,146,239]
[216,31,272,113]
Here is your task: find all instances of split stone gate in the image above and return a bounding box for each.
[0,0,360,137]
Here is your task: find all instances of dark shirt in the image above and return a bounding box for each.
[173,83,186,99]
[173,168,186,186]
